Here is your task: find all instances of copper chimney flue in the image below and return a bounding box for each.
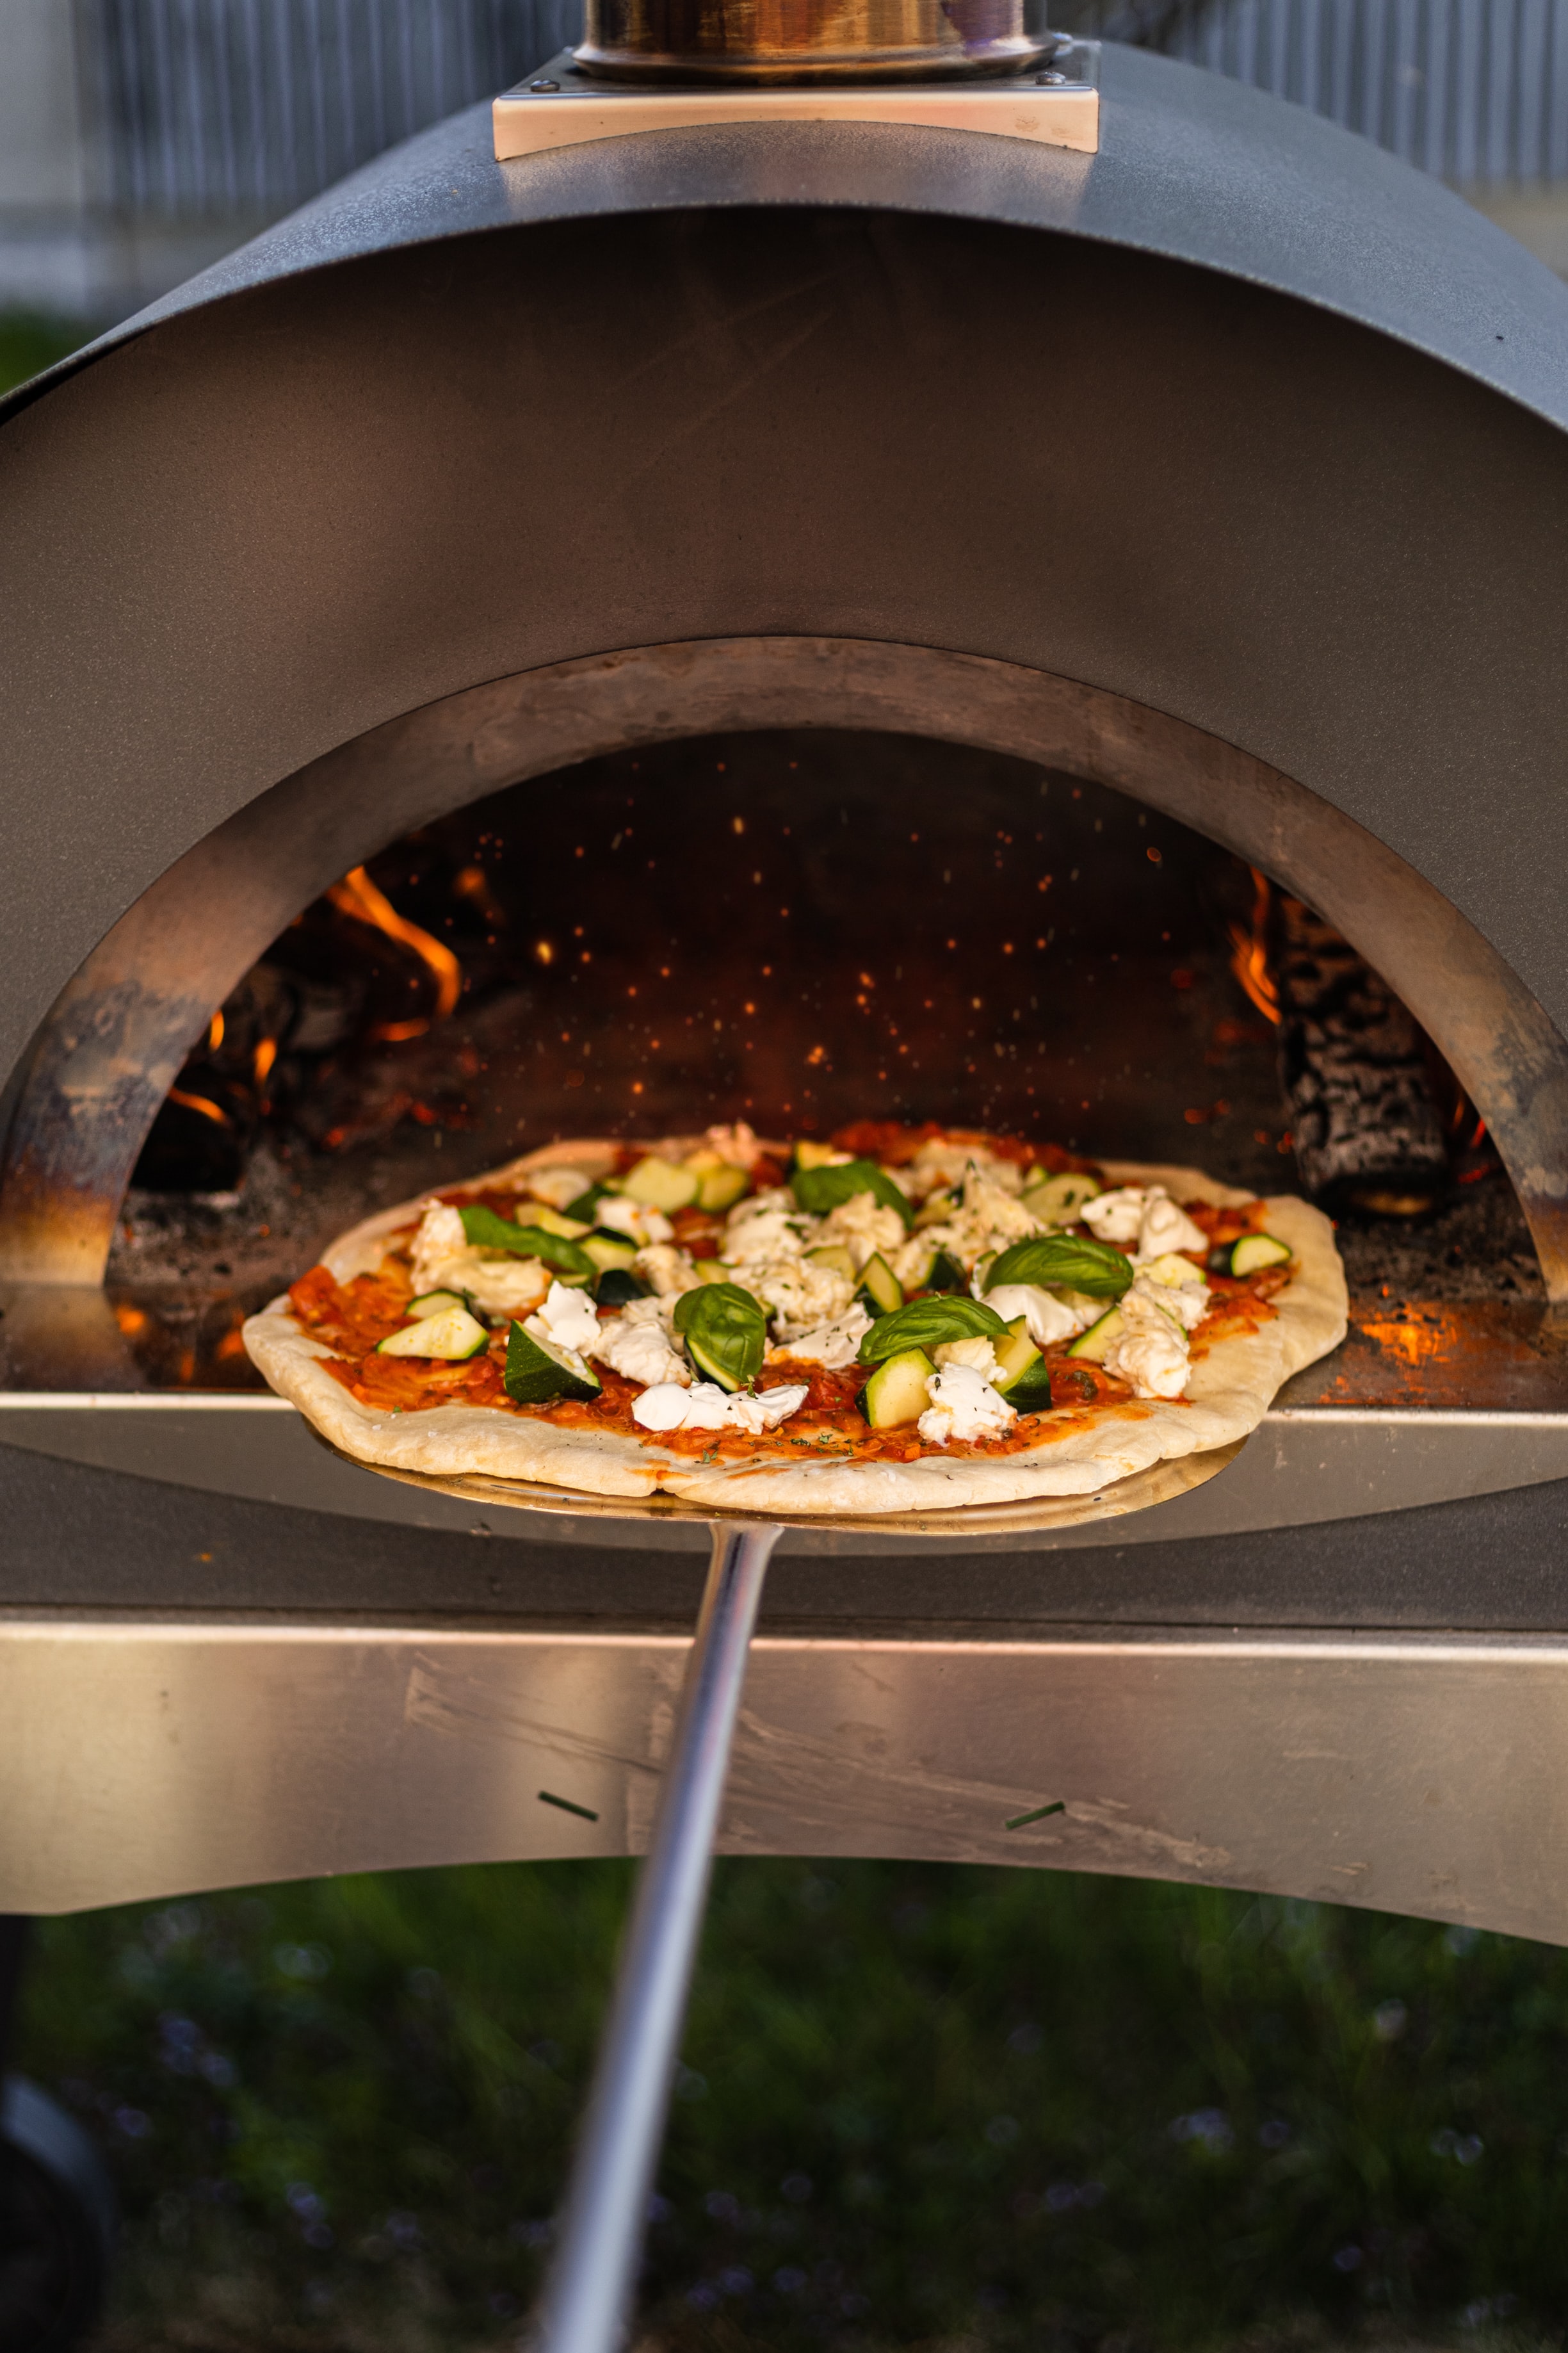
[572,0,1055,82]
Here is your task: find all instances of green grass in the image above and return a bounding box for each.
[17,1860,1568,2349]
[0,313,92,398]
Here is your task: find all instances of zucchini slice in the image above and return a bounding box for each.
[1067,1305,1126,1365]
[583,1232,638,1273]
[622,1154,700,1212]
[1022,1171,1103,1226]
[503,1323,602,1404]
[377,1305,489,1361]
[672,1283,766,1392]
[694,1163,749,1212]
[407,1289,471,1319]
[794,1140,849,1171]
[1231,1233,1292,1276]
[856,1252,904,1317]
[990,1319,1044,1398]
[859,1348,936,1429]
[806,1244,858,1281]
[528,1204,594,1240]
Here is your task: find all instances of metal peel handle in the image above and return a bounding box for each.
[535,1519,781,2353]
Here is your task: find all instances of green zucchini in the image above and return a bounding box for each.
[1021,1171,1103,1225]
[806,1244,858,1281]
[694,1163,749,1212]
[790,1157,914,1229]
[407,1289,471,1319]
[528,1204,594,1240]
[563,1182,610,1223]
[859,1348,936,1429]
[793,1140,848,1171]
[594,1268,649,1308]
[925,1248,967,1294]
[1067,1305,1125,1365]
[503,1323,602,1404]
[671,1282,766,1393]
[378,1305,489,1361]
[858,1295,1008,1366]
[583,1232,638,1273]
[855,1252,904,1317]
[622,1155,700,1212]
[985,1233,1133,1299]
[1003,1363,1057,1412]
[1231,1233,1292,1276]
[990,1318,1044,1398]
[459,1204,595,1280]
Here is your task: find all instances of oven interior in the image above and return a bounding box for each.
[6,726,1544,1409]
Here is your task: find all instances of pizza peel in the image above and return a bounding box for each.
[325,1434,1247,2353]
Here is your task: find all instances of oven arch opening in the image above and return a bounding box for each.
[1,636,1563,1317]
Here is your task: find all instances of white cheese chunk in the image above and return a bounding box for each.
[1103,1283,1192,1399]
[1135,1255,1211,1330]
[592,1314,691,1389]
[1081,1186,1147,1244]
[772,1305,873,1369]
[722,1198,812,1265]
[631,1242,703,1298]
[631,1380,809,1434]
[931,1335,1000,1379]
[917,1363,1017,1446]
[522,1167,595,1212]
[815,1193,905,1267]
[703,1121,764,1169]
[981,1282,1088,1346]
[408,1201,469,1292]
[595,1195,675,1246]
[524,1280,602,1360]
[1135,1191,1209,1261]
[408,1198,554,1318]
[745,1257,857,1340]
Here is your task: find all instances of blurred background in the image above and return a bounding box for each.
[0,0,1565,346]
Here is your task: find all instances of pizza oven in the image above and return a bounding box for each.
[4,22,1568,1944]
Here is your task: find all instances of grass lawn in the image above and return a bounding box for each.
[17,1859,1568,2350]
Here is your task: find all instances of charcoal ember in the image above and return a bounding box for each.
[1275,899,1450,1210]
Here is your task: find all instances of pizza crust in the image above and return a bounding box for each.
[243,1142,1347,1517]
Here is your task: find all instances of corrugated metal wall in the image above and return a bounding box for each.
[1074,0,1568,179]
[72,0,1568,220]
[76,0,581,216]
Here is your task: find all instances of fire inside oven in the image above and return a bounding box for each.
[72,729,1538,1396]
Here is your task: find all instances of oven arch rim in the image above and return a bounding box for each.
[1,632,1562,1294]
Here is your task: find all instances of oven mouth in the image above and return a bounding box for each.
[0,640,1562,1405]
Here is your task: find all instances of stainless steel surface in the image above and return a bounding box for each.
[6,640,1568,1294]
[9,1616,1568,1937]
[493,61,1099,157]
[538,1523,777,2353]
[571,0,1050,82]
[3,1397,1568,1545]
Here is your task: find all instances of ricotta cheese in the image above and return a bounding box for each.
[1080,1187,1146,1245]
[906,1139,1024,1202]
[524,1281,601,1360]
[814,1193,905,1267]
[931,1335,1001,1380]
[772,1304,873,1369]
[917,1363,1017,1446]
[407,1203,551,1318]
[521,1167,595,1211]
[746,1257,857,1340]
[703,1121,764,1169]
[722,1195,812,1265]
[1103,1284,1191,1400]
[595,1196,675,1246]
[1135,1255,1211,1330]
[981,1281,1088,1346]
[592,1314,691,1388]
[631,1242,703,1298]
[1134,1191,1209,1261]
[631,1380,809,1434]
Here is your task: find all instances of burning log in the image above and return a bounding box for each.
[1269,892,1451,1214]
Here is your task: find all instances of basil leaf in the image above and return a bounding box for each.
[672,1282,767,1393]
[983,1234,1134,1299]
[857,1295,1009,1365]
[790,1158,914,1229]
[460,1204,594,1278]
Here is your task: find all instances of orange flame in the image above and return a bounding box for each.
[207,1009,225,1050]
[254,1037,278,1083]
[168,1086,230,1127]
[328,867,461,1036]
[1227,867,1281,1026]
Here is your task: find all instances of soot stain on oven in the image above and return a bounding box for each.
[90,729,1540,1395]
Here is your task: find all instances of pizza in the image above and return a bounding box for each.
[243,1123,1346,1516]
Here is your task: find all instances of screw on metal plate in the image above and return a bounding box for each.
[531,76,560,90]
